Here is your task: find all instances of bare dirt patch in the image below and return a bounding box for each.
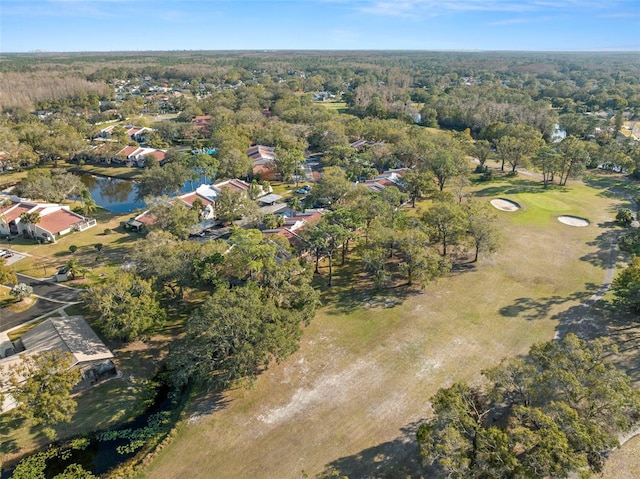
[490,198,521,212]
[558,215,590,227]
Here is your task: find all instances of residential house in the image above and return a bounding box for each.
[0,316,115,413]
[100,124,154,142]
[116,145,167,167]
[0,198,96,243]
[192,115,212,131]
[263,209,326,255]
[350,139,374,151]
[248,145,277,180]
[358,168,408,193]
[131,178,255,228]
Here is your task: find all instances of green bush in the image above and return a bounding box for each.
[481,169,493,182]
[104,228,112,235]
[69,245,78,254]
[616,207,634,227]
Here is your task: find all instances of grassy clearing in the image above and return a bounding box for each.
[143,172,631,479]
[66,162,144,180]
[314,101,348,114]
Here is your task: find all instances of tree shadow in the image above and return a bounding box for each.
[316,261,424,316]
[552,299,609,342]
[583,174,640,200]
[317,421,424,479]
[473,182,547,198]
[499,286,598,321]
[183,388,231,421]
[0,414,27,455]
[599,306,640,384]
[578,226,621,270]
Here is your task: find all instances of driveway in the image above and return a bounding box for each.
[0,274,82,333]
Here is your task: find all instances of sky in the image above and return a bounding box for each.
[1,0,639,53]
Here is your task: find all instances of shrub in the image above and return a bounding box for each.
[481,169,493,182]
[11,283,33,301]
[69,245,78,254]
[616,207,634,227]
[104,228,112,235]
[94,243,103,252]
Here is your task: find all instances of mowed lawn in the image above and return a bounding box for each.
[143,174,634,479]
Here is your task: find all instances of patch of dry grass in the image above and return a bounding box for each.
[601,436,640,479]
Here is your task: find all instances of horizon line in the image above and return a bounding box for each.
[3,48,640,55]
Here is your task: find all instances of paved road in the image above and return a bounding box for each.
[0,298,63,333]
[0,274,82,333]
[16,274,81,303]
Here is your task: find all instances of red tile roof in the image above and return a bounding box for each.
[192,115,212,129]
[146,150,166,162]
[286,211,324,224]
[37,209,84,235]
[118,145,139,157]
[2,203,36,223]
[179,192,214,207]
[135,211,157,226]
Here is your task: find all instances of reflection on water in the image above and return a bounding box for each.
[77,174,208,214]
[78,175,143,214]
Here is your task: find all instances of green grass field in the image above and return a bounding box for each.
[314,101,348,114]
[142,171,639,479]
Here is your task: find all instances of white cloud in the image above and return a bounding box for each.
[357,0,621,17]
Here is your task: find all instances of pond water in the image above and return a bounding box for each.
[1,381,180,479]
[77,173,209,214]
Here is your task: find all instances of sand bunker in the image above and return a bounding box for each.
[558,215,590,227]
[490,198,521,212]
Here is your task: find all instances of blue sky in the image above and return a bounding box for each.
[2,0,639,52]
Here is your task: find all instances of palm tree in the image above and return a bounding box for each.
[83,197,98,217]
[19,211,41,242]
[80,189,98,217]
[288,196,303,217]
[66,259,81,279]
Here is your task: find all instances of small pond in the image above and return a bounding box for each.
[77,173,209,214]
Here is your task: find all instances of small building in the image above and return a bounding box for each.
[55,266,72,282]
[100,124,154,142]
[257,193,283,206]
[0,316,116,413]
[192,115,212,130]
[358,168,408,193]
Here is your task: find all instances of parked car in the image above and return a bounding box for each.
[295,185,311,194]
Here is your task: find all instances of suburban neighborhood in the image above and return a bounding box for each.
[0,45,638,479]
